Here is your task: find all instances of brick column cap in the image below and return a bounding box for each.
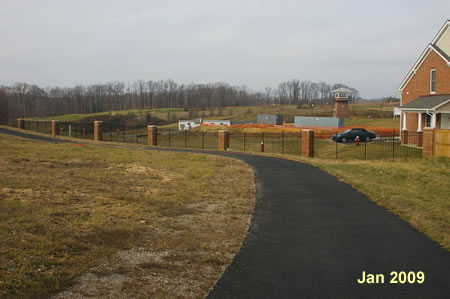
[94,121,103,124]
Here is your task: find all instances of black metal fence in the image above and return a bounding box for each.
[102,123,148,145]
[229,132,302,155]
[1,119,148,144]
[158,129,218,150]
[23,120,52,134]
[315,132,423,159]
[0,119,17,127]
[58,122,95,140]
[2,119,424,160]
[156,129,302,155]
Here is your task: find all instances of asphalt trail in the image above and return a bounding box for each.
[0,127,75,143]
[1,128,449,298]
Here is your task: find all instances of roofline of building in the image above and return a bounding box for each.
[434,98,450,109]
[398,20,450,92]
[398,108,450,113]
[431,19,450,45]
[331,88,352,93]
[399,99,450,111]
[398,44,450,92]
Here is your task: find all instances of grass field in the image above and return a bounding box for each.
[30,103,400,130]
[0,133,255,298]
[36,108,185,121]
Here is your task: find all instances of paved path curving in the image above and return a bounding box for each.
[206,153,450,299]
[1,128,449,298]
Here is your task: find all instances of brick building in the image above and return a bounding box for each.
[398,20,450,133]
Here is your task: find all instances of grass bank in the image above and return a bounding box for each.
[0,133,255,298]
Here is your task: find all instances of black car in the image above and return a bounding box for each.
[331,128,376,143]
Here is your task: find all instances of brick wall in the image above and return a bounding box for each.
[51,120,59,136]
[422,128,434,157]
[401,50,450,131]
[218,130,229,151]
[94,121,103,141]
[301,129,314,157]
[148,126,157,146]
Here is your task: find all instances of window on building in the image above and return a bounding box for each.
[426,114,431,127]
[430,69,436,93]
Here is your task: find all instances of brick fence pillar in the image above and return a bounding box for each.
[17,119,24,129]
[422,128,434,158]
[51,120,59,136]
[94,121,103,141]
[218,130,229,151]
[416,131,423,148]
[148,125,158,146]
[401,130,408,145]
[301,129,314,157]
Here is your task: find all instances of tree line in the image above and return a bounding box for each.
[0,79,359,120]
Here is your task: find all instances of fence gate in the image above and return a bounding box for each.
[434,129,450,157]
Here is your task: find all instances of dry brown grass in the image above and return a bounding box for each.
[0,133,255,298]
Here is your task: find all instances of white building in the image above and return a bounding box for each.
[178,119,231,130]
[202,120,231,126]
[178,119,201,131]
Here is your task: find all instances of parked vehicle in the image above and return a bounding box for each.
[331,128,376,143]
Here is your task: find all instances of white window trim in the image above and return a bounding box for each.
[430,69,436,94]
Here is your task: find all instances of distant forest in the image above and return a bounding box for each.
[0,79,359,120]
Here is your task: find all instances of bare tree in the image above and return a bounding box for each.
[0,79,359,120]
[0,88,9,121]
[264,87,273,104]
[12,82,29,118]
[277,82,289,105]
[287,79,300,105]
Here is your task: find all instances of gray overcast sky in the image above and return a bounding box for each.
[0,0,449,98]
